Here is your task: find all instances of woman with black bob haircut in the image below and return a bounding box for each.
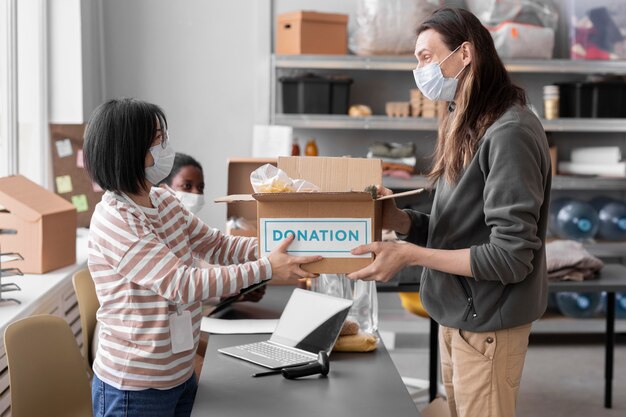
[83,98,320,417]
[84,98,170,195]
[348,8,551,417]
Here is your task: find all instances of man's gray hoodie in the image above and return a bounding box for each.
[405,105,551,332]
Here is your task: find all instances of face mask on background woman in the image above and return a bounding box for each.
[175,191,205,214]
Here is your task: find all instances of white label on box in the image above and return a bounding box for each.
[260,218,371,258]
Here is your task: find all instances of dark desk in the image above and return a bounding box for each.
[191,286,421,417]
[383,264,626,409]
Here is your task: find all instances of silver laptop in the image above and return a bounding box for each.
[218,288,353,369]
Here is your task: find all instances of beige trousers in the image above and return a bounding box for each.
[439,323,532,417]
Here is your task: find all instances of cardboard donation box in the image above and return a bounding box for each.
[276,11,348,55]
[219,157,419,274]
[226,158,277,237]
[0,175,77,273]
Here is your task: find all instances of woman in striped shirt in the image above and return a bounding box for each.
[83,98,320,417]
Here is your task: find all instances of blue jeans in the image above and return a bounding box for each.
[92,372,198,417]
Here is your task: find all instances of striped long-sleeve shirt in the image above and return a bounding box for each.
[88,187,271,390]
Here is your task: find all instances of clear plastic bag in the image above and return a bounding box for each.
[349,0,440,56]
[466,0,559,30]
[466,0,558,59]
[490,22,555,59]
[250,164,320,193]
[311,274,378,336]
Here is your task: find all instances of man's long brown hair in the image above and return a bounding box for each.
[419,8,527,184]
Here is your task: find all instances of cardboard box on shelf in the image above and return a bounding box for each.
[0,175,77,274]
[276,11,348,55]
[218,157,422,274]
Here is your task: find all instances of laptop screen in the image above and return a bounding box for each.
[270,289,353,354]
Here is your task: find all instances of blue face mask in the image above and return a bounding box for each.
[413,45,466,102]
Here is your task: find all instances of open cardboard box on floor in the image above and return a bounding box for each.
[0,175,77,274]
[217,156,422,274]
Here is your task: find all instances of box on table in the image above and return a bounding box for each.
[0,175,77,273]
[276,11,348,55]
[218,156,420,274]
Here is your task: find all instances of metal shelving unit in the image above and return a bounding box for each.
[275,114,626,133]
[383,175,626,191]
[275,54,626,75]
[274,114,438,130]
[272,54,626,230]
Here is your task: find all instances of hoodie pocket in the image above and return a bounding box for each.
[455,277,476,321]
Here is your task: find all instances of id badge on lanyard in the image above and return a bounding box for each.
[169,307,194,354]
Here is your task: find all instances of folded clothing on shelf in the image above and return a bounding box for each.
[367,142,416,176]
[546,240,604,281]
[368,142,415,158]
[558,161,626,177]
[560,145,625,177]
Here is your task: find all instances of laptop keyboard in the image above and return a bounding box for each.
[237,342,314,366]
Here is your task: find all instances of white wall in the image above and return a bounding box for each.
[49,0,83,123]
[100,0,270,228]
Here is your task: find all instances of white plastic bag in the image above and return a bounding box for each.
[349,0,440,56]
[250,164,320,193]
[311,274,378,335]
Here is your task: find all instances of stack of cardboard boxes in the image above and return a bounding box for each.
[410,89,447,118]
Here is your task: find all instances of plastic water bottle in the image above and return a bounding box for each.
[602,292,626,319]
[549,198,599,240]
[555,292,603,318]
[590,197,626,241]
[617,293,626,319]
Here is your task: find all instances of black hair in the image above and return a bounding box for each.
[160,153,203,186]
[83,98,167,194]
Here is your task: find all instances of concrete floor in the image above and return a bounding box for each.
[377,292,626,417]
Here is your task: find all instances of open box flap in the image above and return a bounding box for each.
[376,188,424,201]
[0,175,75,222]
[215,188,424,204]
[253,191,373,203]
[214,194,256,203]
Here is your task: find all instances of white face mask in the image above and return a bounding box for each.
[413,45,466,102]
[175,190,205,214]
[145,141,175,185]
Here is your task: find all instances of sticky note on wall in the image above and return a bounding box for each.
[76,149,84,168]
[55,138,73,158]
[71,194,89,213]
[55,175,73,194]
